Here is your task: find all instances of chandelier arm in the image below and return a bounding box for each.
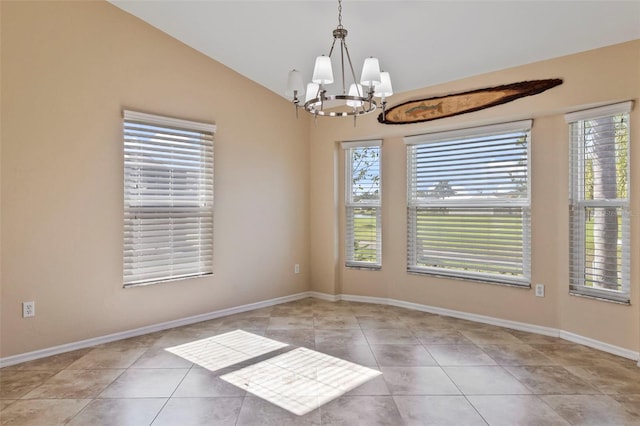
[340,40,346,94]
[341,40,360,97]
[328,37,337,58]
[341,39,367,113]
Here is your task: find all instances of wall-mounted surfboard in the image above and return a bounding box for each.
[378,79,563,125]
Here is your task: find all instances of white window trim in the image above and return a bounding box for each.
[566,101,632,303]
[405,120,532,145]
[123,110,216,133]
[564,101,632,123]
[342,139,382,269]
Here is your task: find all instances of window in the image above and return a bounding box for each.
[566,102,631,303]
[123,110,215,286]
[405,121,532,286]
[342,140,382,268]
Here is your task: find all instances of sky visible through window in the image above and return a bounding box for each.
[351,146,380,202]
[412,132,528,201]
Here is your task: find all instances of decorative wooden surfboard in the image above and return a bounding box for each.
[378,79,563,125]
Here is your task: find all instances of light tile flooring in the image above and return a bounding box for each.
[1,298,639,425]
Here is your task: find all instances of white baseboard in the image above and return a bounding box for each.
[333,292,639,363]
[338,293,558,337]
[559,330,640,361]
[307,291,340,302]
[2,290,638,367]
[0,291,312,368]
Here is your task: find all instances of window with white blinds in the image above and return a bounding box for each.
[343,140,382,268]
[405,121,532,286]
[123,110,215,287]
[566,102,631,303]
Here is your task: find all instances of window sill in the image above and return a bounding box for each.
[124,272,213,288]
[569,290,631,306]
[345,264,382,271]
[407,269,530,289]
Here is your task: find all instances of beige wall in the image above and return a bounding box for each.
[310,40,640,353]
[0,1,310,357]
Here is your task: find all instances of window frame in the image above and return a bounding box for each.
[123,110,215,287]
[342,140,382,269]
[566,101,632,303]
[405,120,532,286]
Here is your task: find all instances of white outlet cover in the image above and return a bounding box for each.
[23,301,35,317]
[535,284,545,297]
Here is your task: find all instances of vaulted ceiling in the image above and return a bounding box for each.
[109,1,640,98]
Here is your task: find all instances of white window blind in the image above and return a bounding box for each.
[566,102,632,303]
[123,110,215,287]
[405,121,532,286]
[343,140,382,268]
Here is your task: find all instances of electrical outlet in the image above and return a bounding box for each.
[23,301,35,318]
[535,284,545,297]
[294,264,300,274]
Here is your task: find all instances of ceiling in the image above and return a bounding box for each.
[109,1,640,99]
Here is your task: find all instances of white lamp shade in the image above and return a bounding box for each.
[305,83,320,104]
[286,69,305,98]
[346,83,364,108]
[374,71,393,98]
[312,55,334,85]
[360,57,381,87]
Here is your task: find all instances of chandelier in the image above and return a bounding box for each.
[286,0,393,123]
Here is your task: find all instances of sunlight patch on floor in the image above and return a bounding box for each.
[165,329,288,372]
[221,347,381,415]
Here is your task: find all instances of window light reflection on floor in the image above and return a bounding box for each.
[165,329,288,372]
[221,347,382,416]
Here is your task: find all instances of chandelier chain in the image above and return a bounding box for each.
[337,0,343,29]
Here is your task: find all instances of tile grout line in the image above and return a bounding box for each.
[145,361,194,425]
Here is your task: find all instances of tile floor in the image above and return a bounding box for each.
[1,298,639,425]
